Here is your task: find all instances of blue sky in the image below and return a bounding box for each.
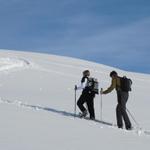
[0,0,150,74]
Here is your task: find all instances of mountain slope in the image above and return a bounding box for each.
[0,50,150,150]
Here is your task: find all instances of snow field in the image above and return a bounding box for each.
[0,50,150,150]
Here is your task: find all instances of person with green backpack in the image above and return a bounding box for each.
[100,71,132,130]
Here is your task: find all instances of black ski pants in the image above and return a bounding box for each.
[77,91,95,119]
[116,91,132,129]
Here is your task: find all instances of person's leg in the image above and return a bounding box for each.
[120,92,132,129]
[77,92,88,118]
[77,94,87,113]
[116,104,123,128]
[86,96,95,119]
[116,92,123,128]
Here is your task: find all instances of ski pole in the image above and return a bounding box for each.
[100,88,103,121]
[74,85,77,117]
[126,108,140,127]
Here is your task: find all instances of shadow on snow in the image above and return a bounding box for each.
[22,103,113,127]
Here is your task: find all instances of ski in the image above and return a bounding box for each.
[74,113,150,136]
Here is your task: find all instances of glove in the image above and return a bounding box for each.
[75,85,77,90]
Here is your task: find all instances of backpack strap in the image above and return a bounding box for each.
[81,76,89,83]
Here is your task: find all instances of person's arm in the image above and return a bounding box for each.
[76,77,87,90]
[102,78,116,94]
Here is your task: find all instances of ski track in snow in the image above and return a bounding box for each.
[0,57,80,78]
[0,57,31,72]
[0,97,150,137]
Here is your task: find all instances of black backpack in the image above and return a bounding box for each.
[86,77,99,94]
[120,76,132,92]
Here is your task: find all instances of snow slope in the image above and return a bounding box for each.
[0,50,150,150]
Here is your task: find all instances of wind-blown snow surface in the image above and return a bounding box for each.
[0,50,150,150]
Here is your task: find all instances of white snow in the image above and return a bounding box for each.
[0,49,150,150]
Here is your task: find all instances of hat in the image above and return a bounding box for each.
[110,71,118,77]
[83,70,90,76]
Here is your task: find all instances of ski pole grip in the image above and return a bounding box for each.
[100,88,103,94]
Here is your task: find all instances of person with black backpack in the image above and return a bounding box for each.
[75,70,99,120]
[100,71,132,130]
